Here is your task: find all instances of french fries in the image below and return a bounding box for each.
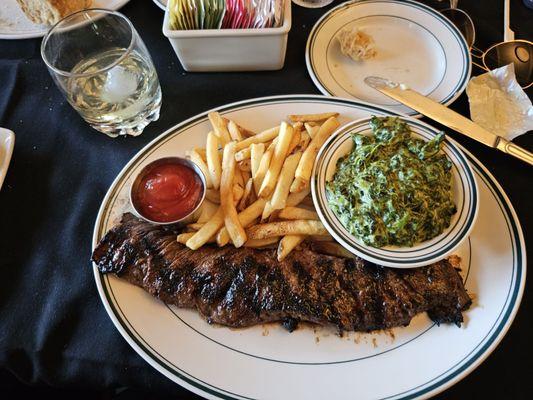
[299,195,315,208]
[186,208,225,250]
[286,187,311,207]
[258,122,294,198]
[287,123,302,154]
[206,131,222,190]
[179,111,348,260]
[233,183,244,204]
[269,152,302,212]
[217,198,267,246]
[181,232,216,244]
[236,126,280,151]
[253,147,272,195]
[196,200,219,223]
[266,137,278,152]
[304,122,320,139]
[208,112,231,144]
[247,220,328,240]
[235,147,251,162]
[177,232,195,244]
[227,120,244,141]
[220,142,247,248]
[238,159,252,172]
[277,235,305,261]
[187,149,213,188]
[194,147,207,161]
[299,130,311,150]
[289,112,339,122]
[261,200,274,221]
[291,116,340,193]
[244,237,280,248]
[205,188,220,203]
[250,143,264,177]
[241,169,251,183]
[234,167,244,187]
[239,125,256,137]
[223,118,256,137]
[278,206,319,220]
[187,223,205,231]
[238,178,254,211]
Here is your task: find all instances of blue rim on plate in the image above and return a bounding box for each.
[92,96,525,400]
[153,0,166,10]
[305,0,472,117]
[312,116,479,268]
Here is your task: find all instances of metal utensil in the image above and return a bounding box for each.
[364,76,533,166]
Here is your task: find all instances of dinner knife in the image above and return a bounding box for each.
[364,76,533,166]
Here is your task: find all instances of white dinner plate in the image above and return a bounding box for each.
[0,128,15,190]
[92,95,525,400]
[153,0,167,10]
[0,0,131,39]
[306,0,472,116]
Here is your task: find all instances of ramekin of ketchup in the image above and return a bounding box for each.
[130,157,206,224]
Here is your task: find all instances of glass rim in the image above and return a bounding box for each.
[40,8,136,79]
[440,7,476,49]
[482,39,533,89]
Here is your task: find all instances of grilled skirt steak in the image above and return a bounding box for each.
[92,213,471,332]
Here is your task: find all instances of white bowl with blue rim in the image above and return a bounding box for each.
[311,116,479,268]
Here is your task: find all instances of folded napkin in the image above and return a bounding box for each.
[466,63,533,140]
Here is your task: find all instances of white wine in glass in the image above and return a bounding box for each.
[41,10,162,137]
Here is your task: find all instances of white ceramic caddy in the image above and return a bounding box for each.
[162,0,292,71]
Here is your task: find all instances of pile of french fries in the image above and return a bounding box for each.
[178,111,343,261]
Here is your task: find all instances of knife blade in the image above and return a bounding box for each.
[364,76,533,166]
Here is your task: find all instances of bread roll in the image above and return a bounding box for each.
[16,0,94,26]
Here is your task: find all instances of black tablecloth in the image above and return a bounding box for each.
[0,0,531,398]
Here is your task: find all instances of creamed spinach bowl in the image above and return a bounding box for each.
[311,116,479,268]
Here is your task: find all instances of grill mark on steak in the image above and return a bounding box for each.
[91,213,472,332]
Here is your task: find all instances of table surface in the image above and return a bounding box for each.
[0,0,531,398]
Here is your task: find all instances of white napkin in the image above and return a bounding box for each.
[466,63,533,140]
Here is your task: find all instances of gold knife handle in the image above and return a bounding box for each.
[496,138,533,166]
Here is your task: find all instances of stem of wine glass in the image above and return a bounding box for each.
[504,0,515,41]
[471,45,484,58]
[472,60,488,71]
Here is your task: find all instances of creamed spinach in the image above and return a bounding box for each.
[326,116,456,247]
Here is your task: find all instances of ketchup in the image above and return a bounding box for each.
[133,160,204,223]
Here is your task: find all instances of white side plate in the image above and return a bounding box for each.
[306,0,472,116]
[0,0,131,39]
[0,128,15,190]
[93,95,525,400]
